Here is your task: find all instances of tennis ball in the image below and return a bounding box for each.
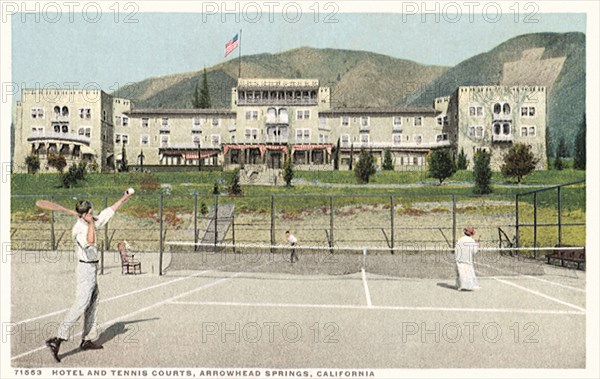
[127,188,135,195]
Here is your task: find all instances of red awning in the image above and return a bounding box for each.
[292,144,332,154]
[184,151,217,160]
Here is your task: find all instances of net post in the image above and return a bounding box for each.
[270,195,275,254]
[50,195,56,250]
[557,186,562,246]
[214,194,219,246]
[194,193,198,251]
[515,194,520,248]
[390,195,395,254]
[329,195,334,253]
[452,194,456,248]
[159,194,163,276]
[104,195,109,251]
[533,192,538,257]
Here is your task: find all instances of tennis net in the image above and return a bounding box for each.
[164,242,583,278]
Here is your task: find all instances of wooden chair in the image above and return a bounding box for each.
[117,242,142,275]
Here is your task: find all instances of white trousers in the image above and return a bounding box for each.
[57,262,100,341]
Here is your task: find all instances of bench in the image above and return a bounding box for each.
[546,246,585,270]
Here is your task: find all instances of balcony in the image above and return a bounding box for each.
[27,131,91,145]
[392,126,403,133]
[492,133,514,142]
[266,136,289,144]
[191,125,202,133]
[492,113,512,122]
[238,98,317,106]
[359,126,370,133]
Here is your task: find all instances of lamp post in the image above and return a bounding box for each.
[138,150,145,171]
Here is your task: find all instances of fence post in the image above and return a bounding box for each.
[557,186,562,246]
[159,194,163,276]
[533,192,538,257]
[270,195,275,251]
[104,195,109,251]
[515,194,520,248]
[214,195,219,246]
[193,193,198,251]
[390,195,395,254]
[232,215,236,254]
[452,195,456,248]
[50,195,56,251]
[329,195,334,250]
[100,243,104,275]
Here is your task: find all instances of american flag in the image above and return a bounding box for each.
[225,33,239,57]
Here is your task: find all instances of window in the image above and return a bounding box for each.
[341,134,350,147]
[252,129,258,140]
[211,134,221,146]
[493,103,501,115]
[245,128,258,141]
[160,135,169,147]
[319,117,327,127]
[141,135,149,145]
[414,135,422,144]
[318,134,329,143]
[54,106,61,116]
[115,134,121,144]
[468,125,484,139]
[502,123,511,135]
[493,123,501,135]
[122,116,129,127]
[78,108,91,119]
[162,118,169,128]
[414,116,422,126]
[529,126,536,136]
[122,134,129,144]
[77,126,92,138]
[193,116,201,127]
[521,106,536,117]
[360,116,370,127]
[296,110,310,120]
[296,129,310,142]
[61,125,69,133]
[341,116,349,126]
[141,118,149,128]
[245,110,258,120]
[115,116,122,126]
[393,134,402,145]
[469,106,483,117]
[230,134,236,143]
[436,133,448,142]
[31,108,44,119]
[192,135,201,145]
[393,116,402,127]
[360,134,369,144]
[503,104,511,115]
[436,117,443,126]
[61,106,69,117]
[32,126,44,134]
[212,117,220,127]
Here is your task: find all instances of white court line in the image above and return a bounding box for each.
[11,271,243,361]
[361,249,372,307]
[361,269,373,308]
[168,300,585,316]
[494,278,586,313]
[475,261,585,293]
[14,269,215,326]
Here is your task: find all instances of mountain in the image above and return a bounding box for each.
[407,32,585,156]
[114,47,448,110]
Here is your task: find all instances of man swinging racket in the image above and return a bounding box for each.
[46,188,134,362]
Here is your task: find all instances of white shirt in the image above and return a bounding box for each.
[72,207,114,262]
[455,235,479,264]
[287,234,297,245]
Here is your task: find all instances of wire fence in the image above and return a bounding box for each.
[10,181,585,273]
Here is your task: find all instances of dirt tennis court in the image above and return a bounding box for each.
[10,249,585,369]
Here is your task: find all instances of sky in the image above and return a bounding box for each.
[9,3,587,93]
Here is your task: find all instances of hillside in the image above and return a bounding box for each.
[114,47,448,109]
[407,32,585,156]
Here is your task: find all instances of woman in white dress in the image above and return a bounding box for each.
[455,226,480,291]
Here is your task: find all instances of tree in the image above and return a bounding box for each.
[382,149,394,171]
[354,149,376,184]
[348,143,354,170]
[192,82,201,108]
[119,143,129,172]
[25,154,40,174]
[333,138,340,171]
[199,68,211,109]
[501,143,539,183]
[553,137,568,170]
[228,168,243,196]
[427,148,456,184]
[456,147,468,170]
[47,153,67,172]
[573,116,586,170]
[283,154,294,187]
[473,149,493,194]
[61,161,87,188]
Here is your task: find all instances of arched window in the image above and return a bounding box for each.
[503,123,511,135]
[54,106,60,116]
[503,103,511,115]
[61,124,69,133]
[54,125,61,133]
[62,106,69,116]
[493,103,501,114]
[493,123,501,135]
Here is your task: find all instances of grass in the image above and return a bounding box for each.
[10,170,586,247]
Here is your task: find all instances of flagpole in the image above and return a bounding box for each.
[238,29,242,78]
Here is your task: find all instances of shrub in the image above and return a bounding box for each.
[47,153,67,172]
[283,154,294,187]
[354,149,376,184]
[382,149,394,170]
[427,148,456,184]
[229,168,243,195]
[25,154,40,174]
[456,147,468,170]
[501,143,539,183]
